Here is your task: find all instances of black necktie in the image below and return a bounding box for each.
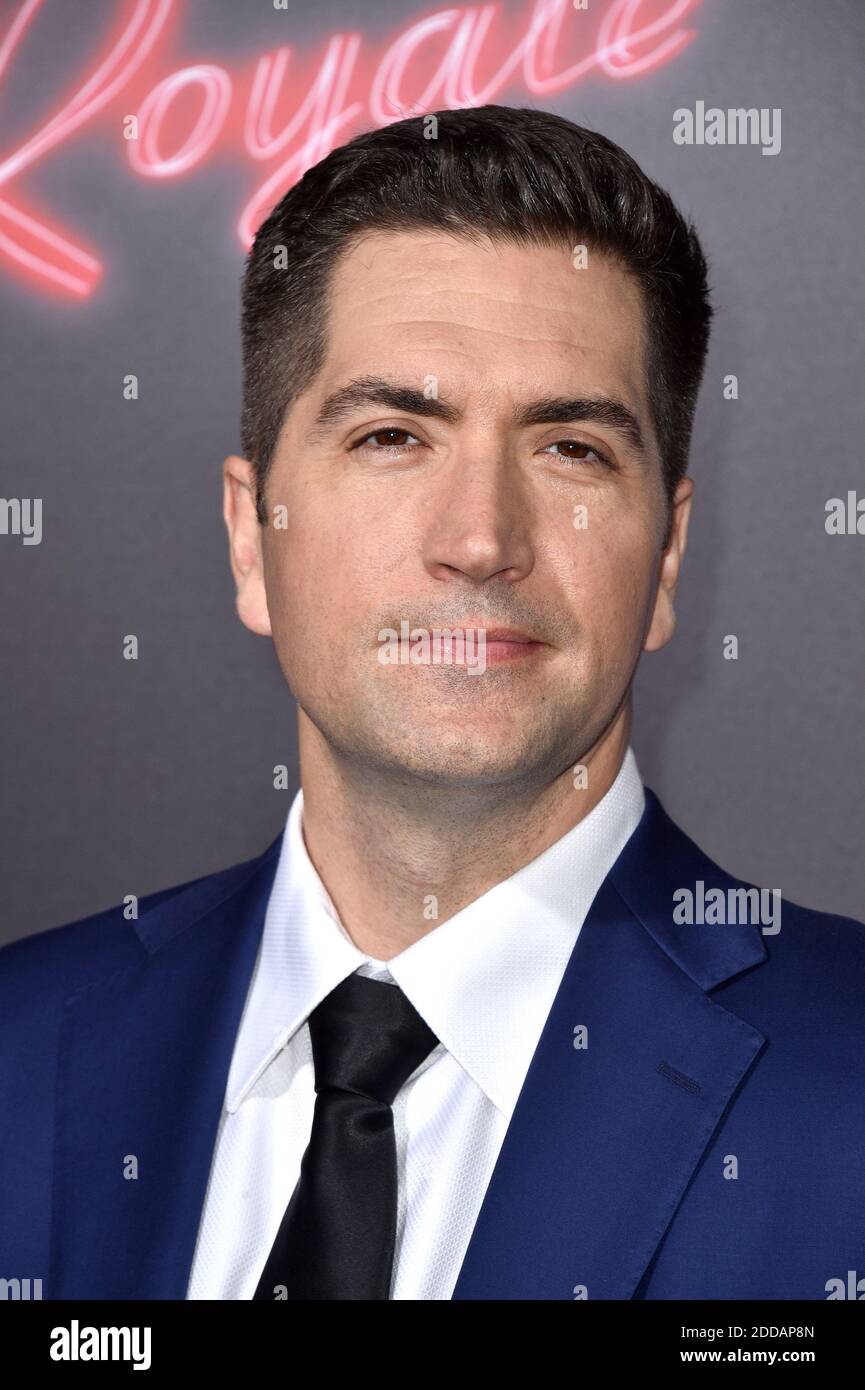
[253,971,439,1301]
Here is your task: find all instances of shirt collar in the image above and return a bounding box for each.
[225,746,645,1118]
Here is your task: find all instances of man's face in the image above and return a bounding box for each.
[226,231,691,788]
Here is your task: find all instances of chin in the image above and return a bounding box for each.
[369,725,559,788]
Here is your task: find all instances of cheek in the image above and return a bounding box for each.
[555,524,657,644]
[262,508,380,660]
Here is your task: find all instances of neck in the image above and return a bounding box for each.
[297,705,632,960]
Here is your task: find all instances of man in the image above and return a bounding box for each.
[1,105,863,1302]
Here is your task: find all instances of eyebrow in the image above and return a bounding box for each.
[305,375,648,458]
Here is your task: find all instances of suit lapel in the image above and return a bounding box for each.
[451,789,768,1300]
[49,837,282,1299]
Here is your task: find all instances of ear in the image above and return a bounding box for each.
[643,476,694,654]
[222,455,272,637]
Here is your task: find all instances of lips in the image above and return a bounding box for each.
[375,619,548,671]
[451,624,546,666]
[444,622,540,644]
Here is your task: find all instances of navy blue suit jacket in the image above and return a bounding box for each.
[2,787,864,1300]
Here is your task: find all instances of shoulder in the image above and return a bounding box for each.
[676,807,865,1027]
[629,787,865,1009]
[757,890,865,1010]
[0,835,282,1014]
[652,785,864,939]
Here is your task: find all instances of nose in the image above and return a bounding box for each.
[421,451,534,586]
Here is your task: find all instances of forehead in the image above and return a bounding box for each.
[315,229,650,415]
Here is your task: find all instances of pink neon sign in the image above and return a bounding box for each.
[0,0,701,299]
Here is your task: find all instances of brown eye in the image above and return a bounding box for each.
[353,428,421,451]
[542,439,611,466]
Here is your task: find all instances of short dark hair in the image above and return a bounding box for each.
[241,105,713,542]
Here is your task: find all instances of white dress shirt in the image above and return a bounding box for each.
[186,745,645,1300]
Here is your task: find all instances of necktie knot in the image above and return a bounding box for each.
[309,972,439,1106]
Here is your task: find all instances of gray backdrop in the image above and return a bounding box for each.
[2,0,863,944]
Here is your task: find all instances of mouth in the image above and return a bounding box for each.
[470,625,546,664]
[418,622,548,666]
[376,619,550,672]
